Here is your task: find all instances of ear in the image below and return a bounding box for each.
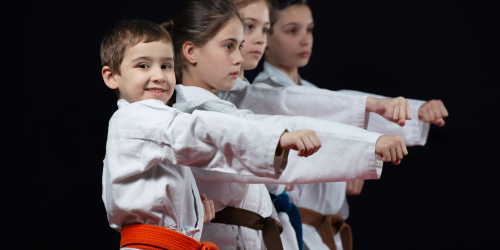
[182,41,198,64]
[102,66,118,90]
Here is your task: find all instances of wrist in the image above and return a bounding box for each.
[366,96,375,112]
[276,129,289,155]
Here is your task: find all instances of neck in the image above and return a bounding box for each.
[181,69,218,95]
[265,55,300,85]
[238,69,245,81]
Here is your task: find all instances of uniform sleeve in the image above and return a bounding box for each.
[108,101,289,180]
[160,109,289,178]
[220,82,369,129]
[189,100,384,184]
[338,90,430,146]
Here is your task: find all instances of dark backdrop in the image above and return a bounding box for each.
[11,0,497,249]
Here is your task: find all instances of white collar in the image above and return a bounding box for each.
[175,85,220,104]
[117,99,130,109]
[257,62,316,87]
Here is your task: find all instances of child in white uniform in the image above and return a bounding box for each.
[250,1,449,249]
[213,0,431,249]
[162,0,411,249]
[100,20,324,250]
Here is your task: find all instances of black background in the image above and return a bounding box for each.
[9,0,498,249]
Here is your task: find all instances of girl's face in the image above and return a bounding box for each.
[239,0,270,70]
[196,17,244,91]
[266,4,314,68]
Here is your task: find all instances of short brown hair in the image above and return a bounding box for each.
[100,20,172,75]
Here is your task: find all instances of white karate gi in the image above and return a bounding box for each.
[102,99,292,246]
[251,62,430,146]
[173,85,385,249]
[240,61,431,250]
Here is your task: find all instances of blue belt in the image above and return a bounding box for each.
[269,191,303,250]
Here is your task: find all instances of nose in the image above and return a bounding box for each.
[150,66,166,83]
[254,32,265,46]
[299,32,312,47]
[234,50,244,66]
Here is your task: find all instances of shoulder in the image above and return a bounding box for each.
[300,79,317,88]
[110,100,180,130]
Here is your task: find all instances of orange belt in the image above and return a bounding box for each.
[120,224,218,250]
[298,207,352,250]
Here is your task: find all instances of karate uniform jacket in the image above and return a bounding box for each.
[102,99,292,245]
[173,85,385,249]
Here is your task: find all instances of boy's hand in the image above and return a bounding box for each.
[285,185,295,191]
[346,179,365,196]
[200,194,215,224]
[418,99,449,127]
[279,130,322,157]
[366,96,412,127]
[375,135,408,165]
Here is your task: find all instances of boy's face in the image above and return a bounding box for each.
[104,41,175,104]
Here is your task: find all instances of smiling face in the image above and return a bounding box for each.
[266,4,314,68]
[191,17,245,91]
[239,0,270,70]
[103,41,176,104]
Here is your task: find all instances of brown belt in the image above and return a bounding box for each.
[298,207,352,250]
[211,206,284,250]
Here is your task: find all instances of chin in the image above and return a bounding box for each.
[242,58,259,71]
[296,58,310,68]
[219,80,236,91]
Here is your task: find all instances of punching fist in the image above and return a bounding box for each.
[279,129,322,157]
[200,194,215,224]
[375,135,408,165]
[366,96,412,127]
[418,99,448,127]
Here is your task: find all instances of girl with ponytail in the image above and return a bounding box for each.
[164,0,410,249]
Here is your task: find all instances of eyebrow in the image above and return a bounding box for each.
[220,38,245,44]
[243,17,270,25]
[282,22,315,28]
[130,56,174,62]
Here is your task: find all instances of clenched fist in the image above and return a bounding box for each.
[279,129,322,157]
[375,135,408,165]
[419,99,448,127]
[366,96,412,127]
[200,194,215,224]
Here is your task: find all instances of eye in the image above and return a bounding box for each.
[262,28,268,33]
[138,63,149,69]
[287,29,296,34]
[245,24,253,30]
[162,64,172,69]
[226,44,233,50]
[307,27,314,33]
[239,44,243,50]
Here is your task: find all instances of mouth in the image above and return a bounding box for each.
[250,50,262,56]
[230,71,240,78]
[145,88,167,97]
[298,52,311,58]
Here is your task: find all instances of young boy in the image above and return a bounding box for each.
[100,20,322,250]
